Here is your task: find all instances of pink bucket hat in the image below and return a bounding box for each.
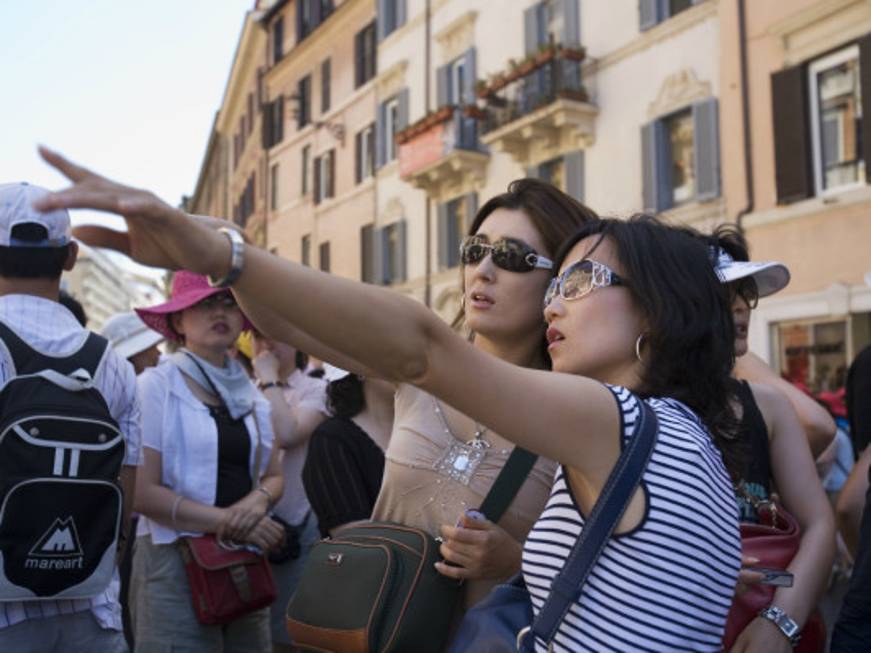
[135,271,252,342]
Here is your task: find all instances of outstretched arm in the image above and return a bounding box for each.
[34,147,620,475]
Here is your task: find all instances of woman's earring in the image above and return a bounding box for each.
[635,334,646,363]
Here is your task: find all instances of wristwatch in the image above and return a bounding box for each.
[207,227,245,288]
[759,605,801,647]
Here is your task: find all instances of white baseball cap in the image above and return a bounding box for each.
[100,312,164,361]
[712,247,790,298]
[0,182,71,248]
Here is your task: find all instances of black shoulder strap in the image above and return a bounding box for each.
[0,320,108,378]
[479,447,539,524]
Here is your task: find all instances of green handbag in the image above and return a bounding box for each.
[285,447,538,653]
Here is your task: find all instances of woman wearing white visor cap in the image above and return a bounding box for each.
[708,226,835,653]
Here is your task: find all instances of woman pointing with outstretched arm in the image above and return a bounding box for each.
[36,147,744,651]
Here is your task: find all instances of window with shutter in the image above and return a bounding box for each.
[437,197,467,269]
[640,100,720,210]
[301,234,311,266]
[807,45,866,195]
[319,242,331,272]
[355,22,377,88]
[640,0,700,32]
[356,124,375,184]
[272,16,284,64]
[270,163,279,210]
[384,97,400,162]
[297,76,312,129]
[378,0,406,41]
[327,149,336,198]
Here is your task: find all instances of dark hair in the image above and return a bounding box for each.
[709,224,749,263]
[452,178,599,331]
[59,290,87,327]
[0,224,70,279]
[327,374,366,419]
[554,215,742,478]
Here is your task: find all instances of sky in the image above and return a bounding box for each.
[0,0,254,277]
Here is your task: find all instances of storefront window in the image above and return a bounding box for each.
[776,319,848,393]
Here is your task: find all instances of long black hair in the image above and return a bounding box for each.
[327,374,366,419]
[554,215,742,478]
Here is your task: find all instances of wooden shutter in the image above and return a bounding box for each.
[771,65,812,204]
[693,98,720,201]
[436,65,450,108]
[361,224,375,282]
[859,34,871,183]
[554,0,580,47]
[376,0,387,41]
[355,131,363,184]
[397,220,408,282]
[462,48,477,106]
[639,0,660,31]
[398,88,410,129]
[524,5,540,55]
[373,227,385,284]
[296,0,305,42]
[275,96,284,143]
[321,59,331,113]
[437,203,450,270]
[397,0,407,30]
[464,193,478,230]
[354,30,363,87]
[313,155,322,205]
[564,150,585,201]
[376,101,387,169]
[261,101,274,148]
[641,120,669,212]
[327,150,335,198]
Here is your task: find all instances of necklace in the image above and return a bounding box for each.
[431,397,490,485]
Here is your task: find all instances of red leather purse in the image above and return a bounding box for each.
[723,501,825,652]
[179,534,277,625]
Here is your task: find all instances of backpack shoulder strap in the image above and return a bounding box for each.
[0,320,36,376]
[0,320,108,378]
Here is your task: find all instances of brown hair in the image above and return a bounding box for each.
[451,178,599,330]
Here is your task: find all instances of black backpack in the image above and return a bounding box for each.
[0,320,126,601]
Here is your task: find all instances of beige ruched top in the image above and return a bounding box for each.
[372,384,556,608]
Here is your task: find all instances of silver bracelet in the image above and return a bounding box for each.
[171,494,185,528]
[256,485,275,507]
[207,227,245,288]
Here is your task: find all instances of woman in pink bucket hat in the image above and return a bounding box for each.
[128,271,284,652]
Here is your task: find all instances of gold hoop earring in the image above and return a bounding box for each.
[635,334,645,363]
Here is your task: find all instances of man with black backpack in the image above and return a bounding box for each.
[0,182,141,652]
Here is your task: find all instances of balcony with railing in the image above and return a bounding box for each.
[397,104,488,200]
[478,45,597,165]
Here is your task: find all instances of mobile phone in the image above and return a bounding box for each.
[745,567,794,587]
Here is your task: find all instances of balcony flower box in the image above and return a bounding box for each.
[395,105,454,145]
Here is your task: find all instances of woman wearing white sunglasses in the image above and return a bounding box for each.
[36,148,741,650]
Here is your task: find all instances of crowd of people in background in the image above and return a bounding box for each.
[1,157,871,653]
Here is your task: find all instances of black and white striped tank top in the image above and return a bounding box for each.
[521,385,741,652]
